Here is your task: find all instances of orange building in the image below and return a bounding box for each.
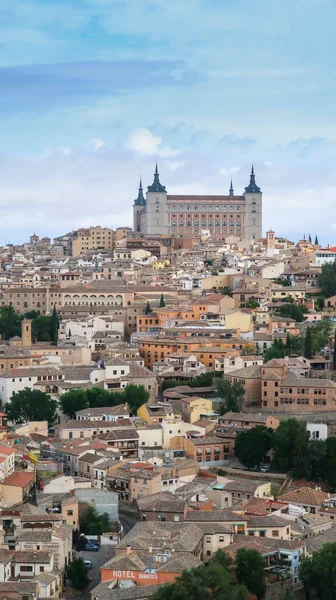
[139,337,253,369]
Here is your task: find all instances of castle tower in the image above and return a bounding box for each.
[145,164,168,235]
[266,227,275,254]
[243,165,262,240]
[22,319,33,347]
[133,178,146,233]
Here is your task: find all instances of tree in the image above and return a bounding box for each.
[151,553,248,600]
[124,384,149,415]
[5,388,57,425]
[220,286,233,297]
[0,305,22,340]
[309,233,312,243]
[324,438,336,490]
[299,543,336,600]
[235,548,266,599]
[159,293,165,307]
[333,338,336,371]
[235,426,274,470]
[60,389,89,419]
[50,304,59,343]
[304,327,313,358]
[66,556,90,590]
[80,505,110,535]
[240,345,256,356]
[263,338,285,362]
[245,296,259,308]
[308,439,326,481]
[145,301,152,314]
[315,235,319,245]
[285,331,291,352]
[278,303,306,322]
[216,379,245,413]
[318,260,336,298]
[272,419,310,477]
[32,316,52,342]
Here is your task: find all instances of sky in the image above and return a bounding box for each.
[1,0,336,244]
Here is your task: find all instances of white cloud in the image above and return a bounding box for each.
[89,139,106,151]
[219,166,240,175]
[125,127,178,157]
[125,128,162,155]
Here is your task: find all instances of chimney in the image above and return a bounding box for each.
[126,544,131,555]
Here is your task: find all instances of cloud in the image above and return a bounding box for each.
[219,167,240,176]
[89,139,106,151]
[125,128,178,157]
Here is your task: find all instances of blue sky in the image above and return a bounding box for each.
[0,0,336,243]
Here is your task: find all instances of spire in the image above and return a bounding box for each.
[244,164,261,194]
[147,163,166,193]
[134,177,146,206]
[229,179,234,196]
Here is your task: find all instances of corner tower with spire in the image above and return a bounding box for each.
[243,165,262,240]
[133,178,147,232]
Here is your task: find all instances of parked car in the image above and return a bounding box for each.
[85,543,99,552]
[260,465,270,473]
[84,560,92,569]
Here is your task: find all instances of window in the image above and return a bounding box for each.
[272,530,279,537]
[67,509,73,516]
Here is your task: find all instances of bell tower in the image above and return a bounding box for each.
[145,164,168,235]
[243,165,262,240]
[133,178,146,233]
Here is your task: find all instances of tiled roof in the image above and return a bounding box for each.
[278,487,328,506]
[3,471,35,488]
[185,509,248,522]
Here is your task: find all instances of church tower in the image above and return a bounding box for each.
[145,164,168,235]
[133,178,146,233]
[243,165,262,240]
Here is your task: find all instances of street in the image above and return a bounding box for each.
[65,545,115,600]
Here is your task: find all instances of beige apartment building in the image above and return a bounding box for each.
[226,358,336,411]
[72,226,114,256]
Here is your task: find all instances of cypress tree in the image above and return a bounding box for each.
[159,293,165,308]
[315,235,319,245]
[304,327,313,359]
[145,302,152,314]
[308,233,312,243]
[50,304,59,343]
[286,331,291,353]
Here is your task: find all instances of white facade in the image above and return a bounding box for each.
[307,423,328,441]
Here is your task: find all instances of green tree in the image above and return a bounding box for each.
[216,379,245,413]
[285,331,291,353]
[272,419,310,477]
[304,326,313,358]
[66,556,90,590]
[263,338,285,362]
[324,437,336,490]
[32,316,52,342]
[240,345,257,356]
[220,286,233,297]
[23,310,39,319]
[281,591,294,600]
[159,293,165,307]
[299,543,336,600]
[124,384,149,415]
[145,301,152,314]
[86,387,120,408]
[318,260,336,298]
[0,304,22,340]
[5,388,57,425]
[309,233,312,243]
[308,439,326,481]
[245,296,259,308]
[60,389,89,419]
[50,304,59,343]
[235,426,274,470]
[315,235,319,245]
[235,548,266,599]
[278,303,306,322]
[80,505,110,535]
